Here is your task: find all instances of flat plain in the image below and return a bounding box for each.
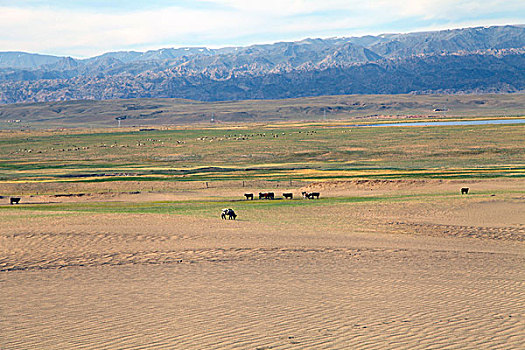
[1,100,524,349]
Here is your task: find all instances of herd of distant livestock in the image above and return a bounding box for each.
[222,188,470,220]
[220,191,320,220]
[243,191,320,200]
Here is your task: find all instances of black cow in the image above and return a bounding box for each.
[221,208,237,220]
[283,192,293,199]
[10,197,21,205]
[302,191,320,199]
[461,187,469,195]
[259,192,274,200]
[244,193,254,200]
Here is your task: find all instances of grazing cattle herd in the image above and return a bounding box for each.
[228,187,473,220]
[229,190,321,219]
[243,191,320,201]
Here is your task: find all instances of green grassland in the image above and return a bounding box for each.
[0,119,524,185]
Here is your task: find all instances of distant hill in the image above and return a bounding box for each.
[1,93,524,128]
[0,25,524,104]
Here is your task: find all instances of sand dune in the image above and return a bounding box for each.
[2,248,524,349]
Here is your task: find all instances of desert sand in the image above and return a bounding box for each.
[1,179,524,349]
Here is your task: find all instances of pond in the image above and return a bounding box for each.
[338,118,525,127]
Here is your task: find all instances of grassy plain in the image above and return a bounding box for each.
[0,120,524,191]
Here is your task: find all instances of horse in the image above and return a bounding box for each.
[461,187,469,195]
[244,193,254,200]
[10,197,21,205]
[283,192,293,199]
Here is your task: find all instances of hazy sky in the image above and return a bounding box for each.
[1,0,523,57]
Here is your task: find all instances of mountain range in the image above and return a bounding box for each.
[0,25,524,104]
